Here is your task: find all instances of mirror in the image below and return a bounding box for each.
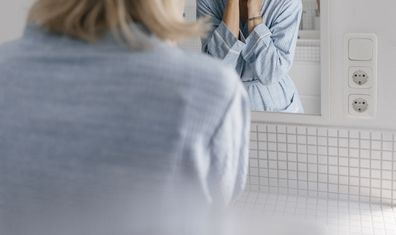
[183,0,322,115]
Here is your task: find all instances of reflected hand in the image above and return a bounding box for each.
[247,0,263,18]
[246,0,263,32]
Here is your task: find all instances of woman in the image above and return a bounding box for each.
[197,0,304,113]
[0,0,250,234]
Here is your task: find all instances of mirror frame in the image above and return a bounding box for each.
[252,0,331,125]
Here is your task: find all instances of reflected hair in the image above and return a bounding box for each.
[28,0,207,48]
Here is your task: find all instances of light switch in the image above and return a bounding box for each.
[348,38,374,61]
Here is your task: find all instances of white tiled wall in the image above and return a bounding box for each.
[248,123,396,206]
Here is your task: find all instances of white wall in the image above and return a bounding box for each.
[0,0,34,44]
[329,0,396,130]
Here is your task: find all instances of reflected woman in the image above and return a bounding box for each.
[197,0,304,113]
[0,0,250,234]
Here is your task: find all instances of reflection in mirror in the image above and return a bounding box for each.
[194,0,321,114]
[293,0,321,114]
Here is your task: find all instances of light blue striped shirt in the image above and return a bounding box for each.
[197,0,304,112]
[0,25,250,234]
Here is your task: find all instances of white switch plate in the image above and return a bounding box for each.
[344,34,378,118]
[348,38,374,61]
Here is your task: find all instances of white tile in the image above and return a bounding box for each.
[249,159,259,167]
[317,128,328,137]
[361,149,371,159]
[259,151,268,159]
[361,159,370,168]
[360,168,370,178]
[350,139,360,148]
[372,141,382,150]
[350,177,359,186]
[318,174,328,183]
[277,151,287,161]
[382,132,394,141]
[329,166,338,175]
[297,135,307,144]
[307,127,317,136]
[382,180,392,190]
[287,134,297,143]
[297,154,308,163]
[268,142,277,151]
[308,164,318,173]
[318,146,327,155]
[383,141,393,151]
[350,149,360,158]
[250,141,258,149]
[361,131,371,140]
[318,155,327,164]
[328,156,338,165]
[349,129,360,139]
[298,163,308,172]
[328,128,338,137]
[382,171,392,180]
[297,126,307,134]
[307,145,317,154]
[339,157,349,166]
[288,153,297,162]
[277,134,287,143]
[318,137,327,146]
[350,158,359,168]
[287,125,297,134]
[328,147,338,156]
[339,138,349,147]
[371,131,382,140]
[258,132,267,141]
[372,150,382,160]
[268,133,277,142]
[277,125,287,133]
[298,144,307,153]
[308,154,318,163]
[339,166,349,176]
[287,144,297,152]
[257,124,267,132]
[339,147,349,157]
[268,151,277,160]
[288,162,297,171]
[328,137,338,146]
[339,176,349,185]
[372,170,381,179]
[371,160,381,169]
[278,161,287,170]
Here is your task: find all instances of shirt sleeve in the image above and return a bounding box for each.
[197,0,245,68]
[206,74,251,205]
[197,0,302,86]
[240,0,302,85]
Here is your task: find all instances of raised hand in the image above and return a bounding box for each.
[247,0,263,32]
[247,0,263,18]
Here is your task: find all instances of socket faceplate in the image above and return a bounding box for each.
[348,94,373,117]
[349,67,373,89]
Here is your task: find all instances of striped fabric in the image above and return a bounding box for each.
[0,25,250,234]
[197,0,304,113]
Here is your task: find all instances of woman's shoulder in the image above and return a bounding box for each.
[157,45,245,103]
[166,45,240,83]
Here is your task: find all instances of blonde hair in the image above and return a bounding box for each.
[28,0,207,47]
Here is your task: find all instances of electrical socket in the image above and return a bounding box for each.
[349,67,373,88]
[348,94,373,117]
[352,97,368,113]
